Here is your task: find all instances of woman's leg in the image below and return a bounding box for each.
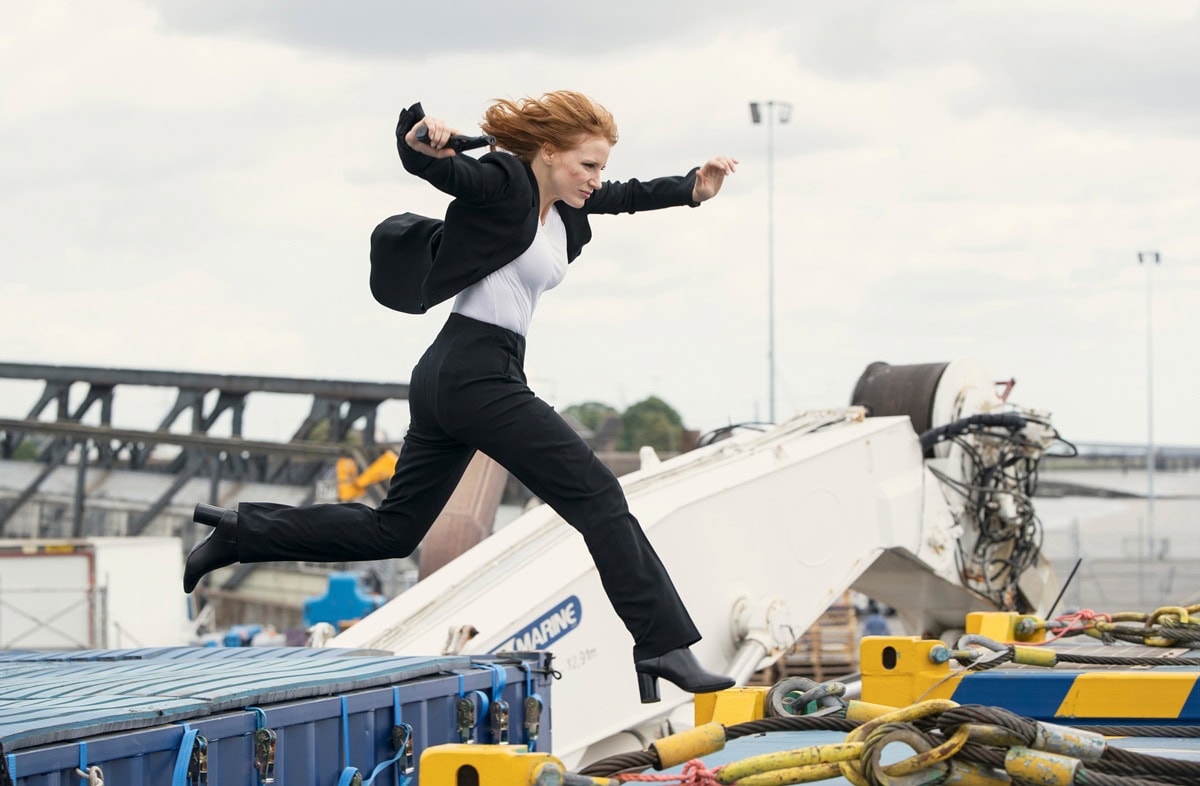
[229,316,479,565]
[236,428,475,563]
[185,427,473,591]
[441,379,700,662]
[185,315,492,590]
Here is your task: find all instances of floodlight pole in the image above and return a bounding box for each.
[750,100,790,423]
[1137,250,1160,568]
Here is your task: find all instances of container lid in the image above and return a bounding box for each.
[0,647,468,750]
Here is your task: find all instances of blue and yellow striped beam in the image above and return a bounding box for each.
[861,636,1200,723]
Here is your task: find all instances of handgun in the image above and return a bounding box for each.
[415,126,496,152]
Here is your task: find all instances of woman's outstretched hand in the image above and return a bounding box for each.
[405,116,459,158]
[692,156,738,202]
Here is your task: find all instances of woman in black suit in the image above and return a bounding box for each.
[185,91,737,702]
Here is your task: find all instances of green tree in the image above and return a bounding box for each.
[304,418,365,447]
[12,439,38,461]
[617,396,684,453]
[562,401,618,432]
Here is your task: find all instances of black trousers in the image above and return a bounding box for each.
[237,313,700,661]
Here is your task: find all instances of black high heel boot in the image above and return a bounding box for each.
[193,503,227,527]
[183,504,239,593]
[634,646,735,703]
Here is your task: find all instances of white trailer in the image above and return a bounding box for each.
[0,536,189,649]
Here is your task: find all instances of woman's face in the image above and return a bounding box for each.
[542,136,612,208]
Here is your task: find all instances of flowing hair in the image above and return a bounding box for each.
[481,91,618,162]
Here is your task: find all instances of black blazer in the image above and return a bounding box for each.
[370,102,701,314]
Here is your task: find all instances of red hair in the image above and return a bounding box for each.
[481,91,618,162]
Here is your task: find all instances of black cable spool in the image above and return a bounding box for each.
[850,362,950,457]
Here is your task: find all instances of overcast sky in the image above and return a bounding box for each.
[3,1,1199,448]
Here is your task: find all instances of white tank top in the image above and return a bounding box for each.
[451,205,569,336]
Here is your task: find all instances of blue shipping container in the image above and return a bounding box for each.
[0,646,553,785]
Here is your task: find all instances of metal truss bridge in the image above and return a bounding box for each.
[0,362,410,539]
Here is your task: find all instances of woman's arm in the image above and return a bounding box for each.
[584,170,699,215]
[394,102,511,204]
[585,156,738,215]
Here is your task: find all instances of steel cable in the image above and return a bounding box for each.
[1074,726,1200,738]
[579,700,1200,782]
[939,705,1200,784]
[577,715,860,777]
[1097,746,1200,785]
[1054,652,1200,667]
